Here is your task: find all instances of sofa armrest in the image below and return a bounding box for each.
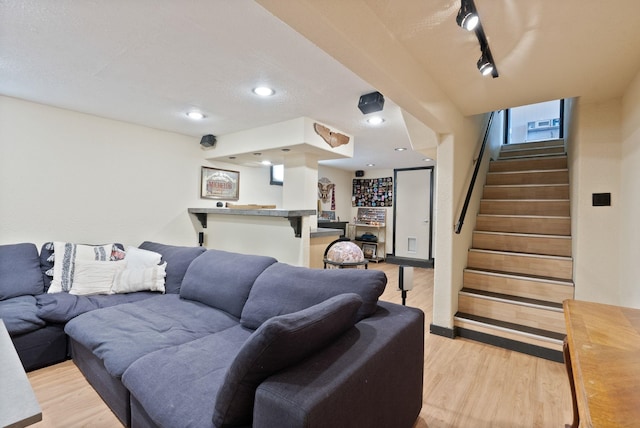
[252,301,424,428]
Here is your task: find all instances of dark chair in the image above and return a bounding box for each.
[323,237,368,269]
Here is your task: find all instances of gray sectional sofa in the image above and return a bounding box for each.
[0,241,190,371]
[1,241,425,428]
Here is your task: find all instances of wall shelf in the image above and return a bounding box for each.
[188,208,316,237]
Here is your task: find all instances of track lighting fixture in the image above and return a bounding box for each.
[477,52,494,76]
[456,0,499,78]
[456,0,478,31]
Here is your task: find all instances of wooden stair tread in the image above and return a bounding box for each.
[477,214,570,219]
[459,287,563,310]
[470,248,571,260]
[464,268,574,287]
[499,153,566,161]
[464,264,573,283]
[454,312,565,342]
[474,230,571,239]
[488,168,568,175]
[484,183,568,188]
[480,198,568,202]
[500,147,565,155]
[469,248,572,260]
[491,153,567,161]
[489,156,568,172]
[501,139,564,149]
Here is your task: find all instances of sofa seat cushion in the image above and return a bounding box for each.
[0,243,44,300]
[241,262,386,329]
[35,290,158,323]
[180,249,277,319]
[65,294,239,378]
[122,293,362,428]
[138,242,206,294]
[122,324,253,428]
[0,295,45,335]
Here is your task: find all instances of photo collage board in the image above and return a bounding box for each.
[352,177,393,207]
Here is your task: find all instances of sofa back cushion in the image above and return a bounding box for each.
[180,249,277,319]
[240,262,386,330]
[212,293,363,427]
[0,243,44,300]
[138,241,206,294]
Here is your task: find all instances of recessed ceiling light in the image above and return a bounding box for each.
[253,86,275,97]
[423,158,433,162]
[229,156,236,160]
[281,148,291,152]
[367,116,385,125]
[395,147,407,152]
[186,111,205,120]
[366,163,375,167]
[261,160,272,166]
[253,152,262,156]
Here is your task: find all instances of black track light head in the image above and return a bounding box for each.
[456,0,479,31]
[477,53,494,76]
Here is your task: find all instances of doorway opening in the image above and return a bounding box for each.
[388,166,434,268]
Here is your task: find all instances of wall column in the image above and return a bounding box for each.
[282,153,320,266]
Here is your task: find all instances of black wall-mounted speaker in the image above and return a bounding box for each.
[358,91,385,115]
[355,170,365,177]
[200,134,217,148]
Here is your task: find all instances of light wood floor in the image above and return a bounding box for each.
[27,263,572,427]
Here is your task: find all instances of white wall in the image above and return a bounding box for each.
[0,96,281,254]
[619,70,640,307]
[317,164,352,222]
[432,114,487,329]
[569,98,622,305]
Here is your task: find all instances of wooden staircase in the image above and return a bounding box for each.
[454,139,573,362]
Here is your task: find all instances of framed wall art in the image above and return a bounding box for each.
[352,177,393,207]
[201,166,239,200]
[362,243,377,259]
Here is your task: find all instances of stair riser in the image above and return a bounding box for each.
[480,200,570,216]
[463,270,574,304]
[500,146,565,158]
[467,251,573,280]
[475,216,571,235]
[472,233,571,257]
[489,157,568,173]
[483,185,569,200]
[486,170,569,185]
[454,318,563,352]
[458,295,566,334]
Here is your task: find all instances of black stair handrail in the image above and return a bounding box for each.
[455,111,496,234]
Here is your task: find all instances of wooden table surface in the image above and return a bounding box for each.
[563,299,640,428]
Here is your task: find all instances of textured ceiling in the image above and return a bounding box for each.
[2,0,639,170]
